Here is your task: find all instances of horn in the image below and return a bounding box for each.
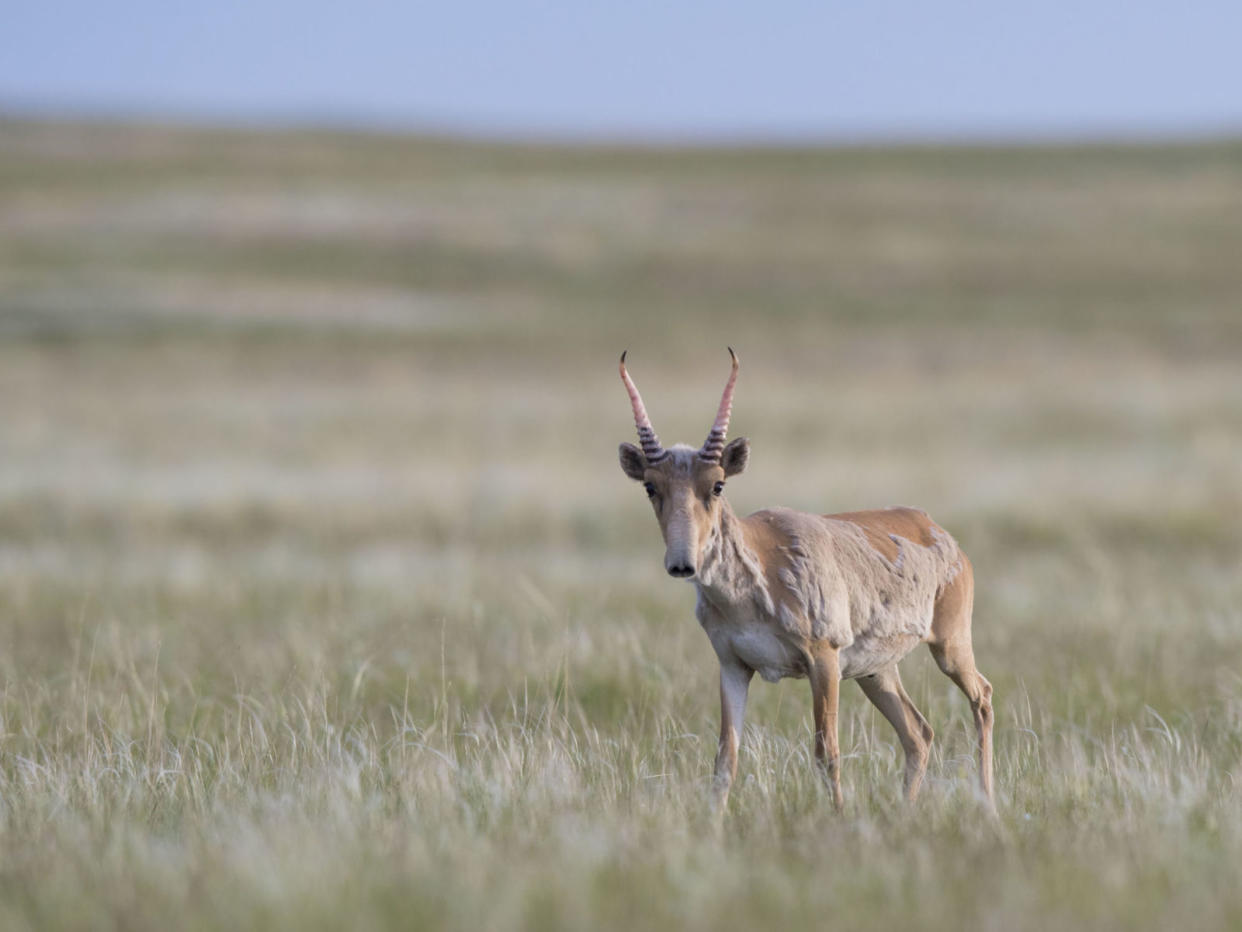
[619,351,667,463]
[699,347,738,463]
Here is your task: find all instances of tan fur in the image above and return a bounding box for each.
[619,356,994,812]
[622,447,994,813]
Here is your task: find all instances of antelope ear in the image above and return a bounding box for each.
[619,442,647,480]
[721,437,749,477]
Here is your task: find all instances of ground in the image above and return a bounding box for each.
[1,120,1241,930]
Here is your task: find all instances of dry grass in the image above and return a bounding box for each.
[1,120,1241,930]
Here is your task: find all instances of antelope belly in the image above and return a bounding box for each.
[839,631,923,679]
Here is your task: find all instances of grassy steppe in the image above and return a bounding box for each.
[1,120,1241,930]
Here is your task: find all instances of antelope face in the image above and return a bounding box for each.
[617,349,748,580]
[620,441,749,579]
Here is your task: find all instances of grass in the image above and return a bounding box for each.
[1,118,1241,930]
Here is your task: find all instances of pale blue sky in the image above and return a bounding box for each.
[4,0,1240,141]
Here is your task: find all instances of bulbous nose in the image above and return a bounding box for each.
[667,563,695,578]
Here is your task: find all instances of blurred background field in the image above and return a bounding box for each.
[1,119,1242,930]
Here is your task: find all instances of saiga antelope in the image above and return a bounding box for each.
[618,350,994,811]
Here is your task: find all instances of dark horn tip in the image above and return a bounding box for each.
[620,350,628,364]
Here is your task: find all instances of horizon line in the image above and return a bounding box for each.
[4,100,1242,151]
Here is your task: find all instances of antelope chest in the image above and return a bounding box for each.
[697,605,807,683]
[730,624,807,683]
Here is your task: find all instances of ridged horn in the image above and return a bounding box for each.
[619,351,667,463]
[699,348,738,463]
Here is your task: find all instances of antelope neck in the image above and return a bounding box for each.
[695,499,769,612]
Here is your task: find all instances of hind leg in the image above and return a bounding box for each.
[857,663,935,802]
[929,639,994,805]
[929,555,995,807]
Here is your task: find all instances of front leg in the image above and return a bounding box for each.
[713,661,753,811]
[809,647,845,811]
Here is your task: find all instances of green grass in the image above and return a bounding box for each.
[1,118,1241,930]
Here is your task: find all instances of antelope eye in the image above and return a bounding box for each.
[712,481,725,497]
[644,482,657,498]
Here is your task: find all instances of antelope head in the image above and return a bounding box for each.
[618,349,749,579]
